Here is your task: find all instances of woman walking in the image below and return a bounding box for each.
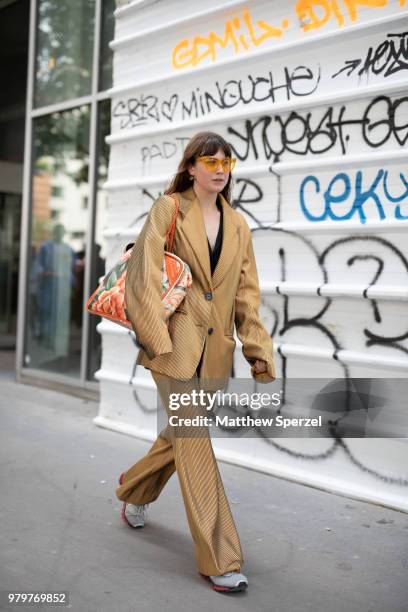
[115,131,276,592]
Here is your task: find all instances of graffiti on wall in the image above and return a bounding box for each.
[113,29,408,131]
[135,95,408,168]
[112,63,322,129]
[172,2,407,69]
[332,30,408,78]
[300,169,408,223]
[222,95,408,158]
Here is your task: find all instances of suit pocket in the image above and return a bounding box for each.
[224,304,235,336]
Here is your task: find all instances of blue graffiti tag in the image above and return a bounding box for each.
[300,170,408,223]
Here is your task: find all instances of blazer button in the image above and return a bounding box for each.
[207,327,214,335]
[204,292,213,300]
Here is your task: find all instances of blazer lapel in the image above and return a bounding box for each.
[175,186,241,289]
[211,194,241,289]
[176,186,212,286]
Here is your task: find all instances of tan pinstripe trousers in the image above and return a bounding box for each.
[115,354,244,576]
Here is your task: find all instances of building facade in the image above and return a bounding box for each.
[2,0,408,510]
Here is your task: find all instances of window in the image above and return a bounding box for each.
[24,106,90,377]
[34,0,95,108]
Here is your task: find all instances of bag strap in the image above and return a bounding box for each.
[165,193,180,253]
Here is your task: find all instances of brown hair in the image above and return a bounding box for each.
[164,131,234,206]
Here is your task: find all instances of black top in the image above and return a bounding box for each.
[207,196,223,275]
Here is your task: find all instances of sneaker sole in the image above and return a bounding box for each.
[118,472,144,529]
[199,572,248,592]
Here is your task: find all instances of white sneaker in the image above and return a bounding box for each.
[118,471,148,528]
[123,502,148,528]
[200,571,248,592]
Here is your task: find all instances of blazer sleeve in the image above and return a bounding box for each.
[124,194,176,360]
[234,219,277,383]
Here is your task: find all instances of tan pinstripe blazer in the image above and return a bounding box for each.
[124,185,276,384]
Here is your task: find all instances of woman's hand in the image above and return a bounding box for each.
[253,359,267,374]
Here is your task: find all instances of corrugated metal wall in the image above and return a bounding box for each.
[94,0,408,511]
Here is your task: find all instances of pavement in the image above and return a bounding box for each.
[0,350,407,612]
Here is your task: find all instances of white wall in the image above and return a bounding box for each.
[94,0,408,512]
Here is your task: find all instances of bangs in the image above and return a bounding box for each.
[198,137,232,158]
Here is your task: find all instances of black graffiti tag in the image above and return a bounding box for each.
[112,94,179,130]
[112,64,321,130]
[332,32,408,79]
[227,95,408,161]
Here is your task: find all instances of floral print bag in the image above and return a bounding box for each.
[85,194,192,329]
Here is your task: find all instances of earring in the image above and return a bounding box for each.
[189,175,194,181]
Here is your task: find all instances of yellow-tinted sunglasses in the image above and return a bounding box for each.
[196,156,236,172]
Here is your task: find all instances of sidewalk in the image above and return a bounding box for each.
[0,357,407,612]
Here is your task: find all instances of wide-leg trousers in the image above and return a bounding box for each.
[115,353,244,576]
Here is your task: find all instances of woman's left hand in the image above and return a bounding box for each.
[253,359,267,374]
